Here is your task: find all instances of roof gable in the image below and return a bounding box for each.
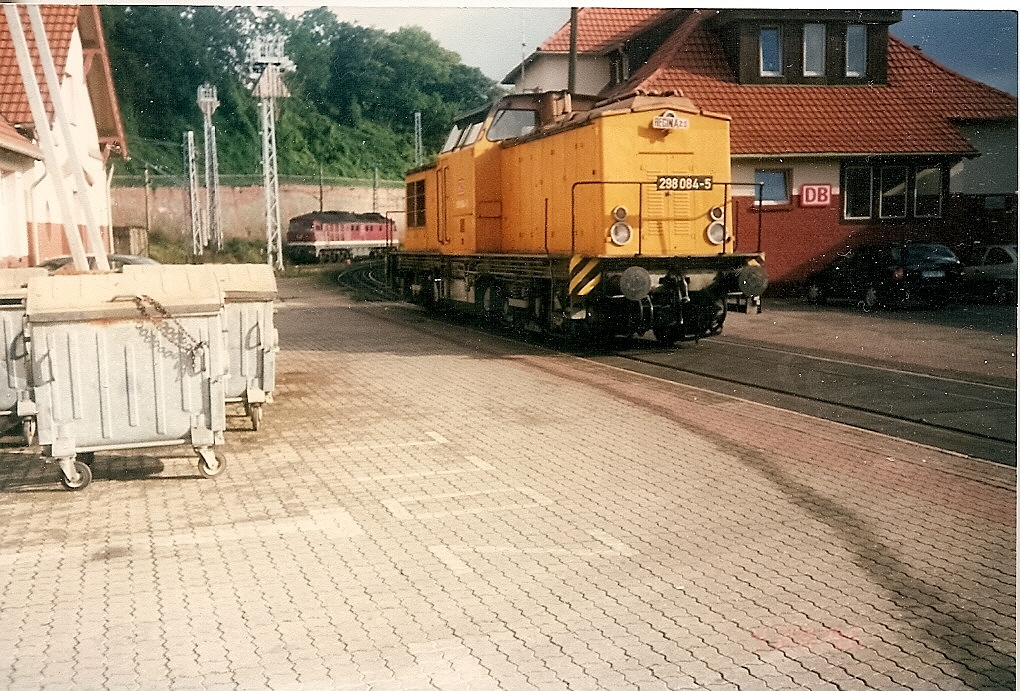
[0,5,126,159]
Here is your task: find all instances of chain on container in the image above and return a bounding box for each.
[132,294,207,373]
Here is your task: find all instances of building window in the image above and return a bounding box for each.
[754,169,790,205]
[879,166,908,219]
[406,179,426,227]
[842,163,944,221]
[803,24,825,77]
[846,25,867,77]
[843,166,873,219]
[760,27,782,77]
[914,166,943,218]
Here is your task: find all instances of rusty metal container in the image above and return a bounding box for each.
[127,263,278,430]
[26,266,228,490]
[0,268,47,445]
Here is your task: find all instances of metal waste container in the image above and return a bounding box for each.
[126,263,278,430]
[26,266,228,490]
[0,268,47,445]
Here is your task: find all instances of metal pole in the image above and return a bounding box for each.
[568,8,578,94]
[3,4,90,271]
[184,131,203,255]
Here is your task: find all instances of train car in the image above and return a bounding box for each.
[286,211,395,263]
[388,90,768,343]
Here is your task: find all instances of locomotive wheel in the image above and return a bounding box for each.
[653,326,682,346]
[480,284,513,327]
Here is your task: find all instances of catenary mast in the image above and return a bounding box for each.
[252,37,290,271]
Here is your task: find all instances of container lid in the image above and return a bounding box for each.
[27,265,224,323]
[0,268,48,300]
[206,263,278,301]
[125,263,277,301]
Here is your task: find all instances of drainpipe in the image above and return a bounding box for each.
[3,4,90,272]
[26,165,48,266]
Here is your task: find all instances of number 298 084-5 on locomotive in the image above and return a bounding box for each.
[387,90,768,344]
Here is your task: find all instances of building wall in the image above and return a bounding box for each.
[111,183,407,244]
[4,26,116,267]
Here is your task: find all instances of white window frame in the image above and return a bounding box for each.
[759,27,782,77]
[803,24,825,77]
[846,25,867,77]
[843,166,873,220]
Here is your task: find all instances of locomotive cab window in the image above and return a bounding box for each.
[486,109,538,142]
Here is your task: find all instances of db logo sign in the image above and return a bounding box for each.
[800,184,831,207]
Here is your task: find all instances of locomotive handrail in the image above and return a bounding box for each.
[570,180,765,255]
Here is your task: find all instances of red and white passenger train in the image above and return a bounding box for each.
[286,211,395,263]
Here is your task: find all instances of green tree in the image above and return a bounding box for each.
[102,5,502,179]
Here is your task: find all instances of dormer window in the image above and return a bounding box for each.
[720,11,895,86]
[803,24,825,77]
[759,27,782,77]
[845,24,867,77]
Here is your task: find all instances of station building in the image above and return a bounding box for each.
[0,5,126,268]
[505,9,1018,288]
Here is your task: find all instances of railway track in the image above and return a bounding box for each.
[334,259,397,302]
[587,339,1017,467]
[334,266,1016,467]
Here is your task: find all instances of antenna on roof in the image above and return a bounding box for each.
[568,7,578,94]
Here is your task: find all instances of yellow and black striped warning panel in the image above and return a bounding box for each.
[569,256,601,297]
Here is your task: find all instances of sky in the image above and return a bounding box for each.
[285,6,1018,96]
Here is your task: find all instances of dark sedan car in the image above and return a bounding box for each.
[805,243,964,309]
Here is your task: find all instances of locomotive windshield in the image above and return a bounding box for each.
[486,108,538,142]
[442,109,486,153]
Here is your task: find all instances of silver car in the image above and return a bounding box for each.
[960,244,1018,304]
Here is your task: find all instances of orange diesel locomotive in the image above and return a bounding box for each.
[388,91,767,343]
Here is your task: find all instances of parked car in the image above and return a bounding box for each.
[958,244,1017,304]
[805,243,964,309]
[39,254,159,273]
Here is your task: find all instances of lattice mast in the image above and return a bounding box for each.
[197,84,222,251]
[252,37,290,271]
[183,131,204,255]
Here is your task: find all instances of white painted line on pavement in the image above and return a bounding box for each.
[354,455,494,482]
[381,487,551,520]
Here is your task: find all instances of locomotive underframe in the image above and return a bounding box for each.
[389,251,765,343]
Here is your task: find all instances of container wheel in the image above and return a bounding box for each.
[197,450,226,478]
[60,461,92,491]
[21,417,36,446]
[250,403,264,431]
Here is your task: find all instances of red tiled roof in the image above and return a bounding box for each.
[0,5,78,127]
[0,114,41,158]
[595,11,1017,157]
[539,8,667,53]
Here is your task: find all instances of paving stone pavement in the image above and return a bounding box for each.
[0,275,1014,691]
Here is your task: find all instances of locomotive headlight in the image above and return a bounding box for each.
[709,206,725,222]
[706,221,726,245]
[612,205,629,222]
[609,222,633,246]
